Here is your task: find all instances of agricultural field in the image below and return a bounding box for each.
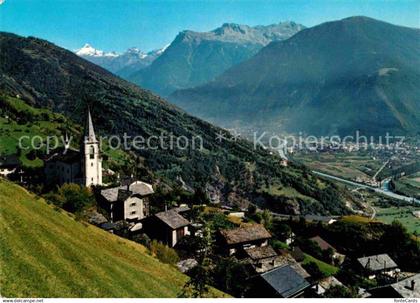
[392,172,420,199]
[374,206,420,234]
[292,152,382,181]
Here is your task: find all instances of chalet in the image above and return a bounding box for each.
[142,209,190,247]
[310,236,335,251]
[248,265,310,298]
[309,236,345,264]
[244,245,278,272]
[245,246,310,278]
[99,181,154,222]
[357,254,399,278]
[218,224,271,256]
[368,273,419,298]
[313,276,346,295]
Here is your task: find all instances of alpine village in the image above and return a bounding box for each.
[0,7,419,300]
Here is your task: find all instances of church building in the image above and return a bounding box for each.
[45,109,102,187]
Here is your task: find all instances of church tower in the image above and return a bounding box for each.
[82,108,102,187]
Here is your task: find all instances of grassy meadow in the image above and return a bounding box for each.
[0,179,226,298]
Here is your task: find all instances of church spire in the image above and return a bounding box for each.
[84,107,97,142]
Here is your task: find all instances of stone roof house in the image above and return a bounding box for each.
[368,273,419,298]
[310,236,345,264]
[357,253,398,276]
[248,265,310,298]
[99,181,154,222]
[218,224,272,256]
[141,209,190,247]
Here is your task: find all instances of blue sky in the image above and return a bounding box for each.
[0,0,419,52]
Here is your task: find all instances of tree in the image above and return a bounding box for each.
[324,285,356,298]
[212,256,251,297]
[45,183,94,213]
[303,261,325,281]
[271,220,292,242]
[179,222,214,298]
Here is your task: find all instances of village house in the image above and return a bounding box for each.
[368,273,419,298]
[141,209,190,247]
[44,109,102,187]
[312,276,347,296]
[244,245,278,272]
[218,224,272,256]
[357,253,399,279]
[309,236,345,264]
[99,180,154,222]
[244,245,310,279]
[248,264,311,298]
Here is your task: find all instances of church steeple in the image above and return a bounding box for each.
[84,107,98,142]
[82,107,102,187]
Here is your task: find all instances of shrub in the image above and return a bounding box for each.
[149,240,179,265]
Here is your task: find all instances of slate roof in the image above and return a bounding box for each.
[101,181,154,202]
[390,273,420,298]
[261,265,310,298]
[46,148,81,164]
[155,210,190,229]
[309,236,336,251]
[276,252,311,279]
[357,254,398,272]
[245,245,277,260]
[220,224,271,245]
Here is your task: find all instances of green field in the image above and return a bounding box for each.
[292,152,381,180]
[0,95,131,171]
[302,253,339,277]
[393,172,420,199]
[374,206,420,234]
[0,179,226,298]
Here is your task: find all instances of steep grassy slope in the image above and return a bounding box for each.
[0,32,352,215]
[0,179,227,297]
[171,17,420,136]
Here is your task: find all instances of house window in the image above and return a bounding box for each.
[91,162,93,167]
[130,211,136,215]
[130,202,136,206]
[89,146,95,159]
[91,177,93,182]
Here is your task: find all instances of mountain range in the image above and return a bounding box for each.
[76,43,168,78]
[0,31,351,215]
[170,17,420,137]
[128,21,305,96]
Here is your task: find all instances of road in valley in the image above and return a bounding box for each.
[312,171,419,204]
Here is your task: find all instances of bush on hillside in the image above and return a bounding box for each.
[149,240,180,265]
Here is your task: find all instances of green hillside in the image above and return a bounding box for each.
[0,179,225,297]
